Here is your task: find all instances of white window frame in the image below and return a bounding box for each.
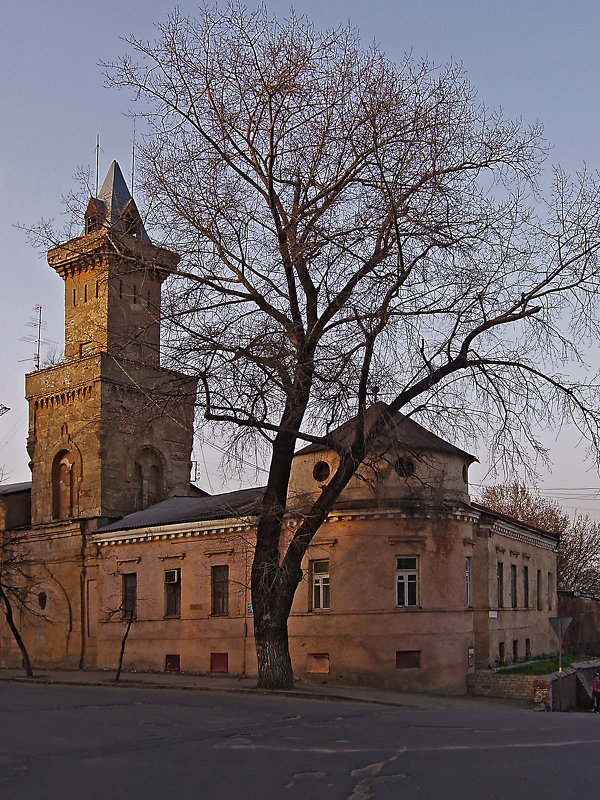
[396,556,419,607]
[311,559,330,611]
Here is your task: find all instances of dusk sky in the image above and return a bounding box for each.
[2,0,600,518]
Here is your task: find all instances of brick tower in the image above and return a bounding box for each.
[26,161,197,527]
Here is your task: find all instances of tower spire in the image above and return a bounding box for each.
[84,160,150,242]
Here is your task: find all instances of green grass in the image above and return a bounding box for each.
[497,654,598,675]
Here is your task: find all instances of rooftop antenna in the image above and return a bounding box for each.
[131,117,136,196]
[19,306,56,371]
[95,134,100,197]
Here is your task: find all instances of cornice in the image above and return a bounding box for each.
[92,503,476,547]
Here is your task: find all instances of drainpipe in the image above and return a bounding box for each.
[78,520,88,670]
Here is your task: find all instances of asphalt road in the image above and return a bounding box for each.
[1,683,599,800]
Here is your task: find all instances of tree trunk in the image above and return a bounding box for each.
[114,612,133,682]
[0,584,34,678]
[254,618,294,690]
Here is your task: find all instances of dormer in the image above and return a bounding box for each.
[84,197,106,235]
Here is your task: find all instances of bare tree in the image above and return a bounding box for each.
[102,605,135,683]
[556,517,600,594]
[479,482,600,594]
[0,531,36,677]
[479,482,570,536]
[101,4,600,688]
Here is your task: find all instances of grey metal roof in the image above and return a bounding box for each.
[95,486,265,534]
[0,481,31,496]
[84,161,151,242]
[297,403,477,463]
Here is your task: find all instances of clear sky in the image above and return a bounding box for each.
[2,0,600,518]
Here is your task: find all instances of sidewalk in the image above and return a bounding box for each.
[0,666,535,711]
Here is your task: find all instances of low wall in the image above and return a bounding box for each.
[468,672,550,706]
[469,660,600,710]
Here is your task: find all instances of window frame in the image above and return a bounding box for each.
[523,565,529,608]
[510,564,518,609]
[497,561,504,609]
[396,556,419,608]
[310,559,330,611]
[164,568,181,618]
[121,572,137,620]
[211,565,229,616]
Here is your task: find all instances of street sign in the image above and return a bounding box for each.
[549,617,572,639]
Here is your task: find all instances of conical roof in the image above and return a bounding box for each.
[84,160,150,242]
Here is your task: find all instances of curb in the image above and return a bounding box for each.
[0,673,418,708]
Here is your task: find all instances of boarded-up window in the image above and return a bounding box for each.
[210,652,228,673]
[165,654,180,672]
[396,650,421,669]
[307,653,330,674]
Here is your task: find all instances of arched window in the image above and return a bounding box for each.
[148,464,162,506]
[52,450,75,519]
[132,448,165,510]
[133,461,144,511]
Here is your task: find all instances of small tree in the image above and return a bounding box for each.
[0,531,36,677]
[101,5,600,689]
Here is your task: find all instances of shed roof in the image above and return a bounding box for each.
[0,481,32,496]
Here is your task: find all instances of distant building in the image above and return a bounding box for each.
[0,163,558,694]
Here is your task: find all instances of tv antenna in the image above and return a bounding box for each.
[95,134,100,196]
[19,306,56,371]
[131,116,136,196]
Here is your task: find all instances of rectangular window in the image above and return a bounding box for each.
[211,565,229,615]
[499,641,505,664]
[523,565,529,608]
[465,556,472,607]
[396,650,421,669]
[510,564,517,609]
[84,284,88,303]
[513,639,518,662]
[497,562,504,608]
[311,559,330,611]
[73,287,77,306]
[547,572,553,610]
[164,568,181,618]
[537,570,542,611]
[525,637,531,659]
[396,556,418,607]
[121,573,137,619]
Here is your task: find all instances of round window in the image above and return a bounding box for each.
[313,461,331,483]
[393,456,415,478]
[37,591,47,610]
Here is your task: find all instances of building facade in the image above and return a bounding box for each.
[0,164,559,694]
